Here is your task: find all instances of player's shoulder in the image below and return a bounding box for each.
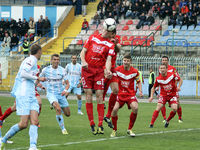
[115,65,123,71]
[58,65,65,70]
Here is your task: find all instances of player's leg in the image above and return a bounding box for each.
[160,106,167,121]
[103,78,109,109]
[110,101,120,137]
[0,106,2,116]
[0,102,16,125]
[96,89,105,134]
[127,101,138,136]
[165,98,178,128]
[149,103,163,128]
[177,99,183,123]
[74,86,83,115]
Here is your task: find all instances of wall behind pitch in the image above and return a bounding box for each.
[0,5,67,33]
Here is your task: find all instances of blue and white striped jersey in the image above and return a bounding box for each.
[11,55,38,97]
[65,63,81,87]
[40,65,67,94]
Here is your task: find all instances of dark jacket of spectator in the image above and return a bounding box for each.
[43,17,51,35]
[10,33,19,49]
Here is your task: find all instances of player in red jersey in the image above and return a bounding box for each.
[103,29,121,129]
[160,56,183,123]
[110,53,143,137]
[149,63,183,128]
[0,65,44,128]
[80,18,116,135]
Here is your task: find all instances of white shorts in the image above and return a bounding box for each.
[67,86,81,95]
[16,95,39,115]
[47,93,69,108]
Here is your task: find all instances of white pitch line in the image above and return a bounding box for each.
[7,128,200,150]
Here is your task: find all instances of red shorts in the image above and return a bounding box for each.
[158,95,178,105]
[81,66,104,90]
[104,69,118,94]
[117,95,138,109]
[35,91,40,97]
[176,92,179,99]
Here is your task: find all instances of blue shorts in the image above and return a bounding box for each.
[47,93,69,108]
[16,95,39,115]
[67,86,81,95]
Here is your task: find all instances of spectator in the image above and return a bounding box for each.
[132,2,142,18]
[81,18,89,32]
[21,18,29,36]
[182,14,189,27]
[189,12,197,27]
[179,0,187,9]
[144,13,155,26]
[125,2,133,19]
[148,66,158,98]
[106,3,114,18]
[22,39,29,55]
[97,0,104,14]
[136,12,146,29]
[36,19,43,36]
[181,4,189,15]
[1,32,11,48]
[0,28,4,41]
[4,19,10,31]
[159,3,167,19]
[196,3,200,16]
[177,12,184,26]
[10,33,19,50]
[168,11,177,28]
[43,16,51,35]
[17,18,23,37]
[82,0,88,16]
[92,12,101,29]
[152,3,160,17]
[9,18,17,33]
[141,4,148,14]
[0,18,5,29]
[28,17,35,33]
[165,2,173,17]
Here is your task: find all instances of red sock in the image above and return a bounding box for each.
[111,116,118,131]
[177,106,182,120]
[97,104,104,127]
[86,103,95,126]
[150,110,159,125]
[39,104,42,116]
[167,111,176,122]
[128,112,137,130]
[161,106,166,120]
[106,93,117,118]
[103,79,109,102]
[0,106,2,116]
[0,107,13,121]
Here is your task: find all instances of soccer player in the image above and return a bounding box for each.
[0,44,46,150]
[103,29,121,129]
[149,63,183,128]
[110,53,143,137]
[40,54,70,135]
[65,55,83,115]
[80,18,116,135]
[160,56,183,123]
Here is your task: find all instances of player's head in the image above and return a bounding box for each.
[51,54,60,69]
[30,44,42,60]
[71,55,77,64]
[149,66,153,73]
[160,63,168,76]
[123,53,132,69]
[161,56,169,65]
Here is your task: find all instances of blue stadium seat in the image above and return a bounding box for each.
[163,30,169,36]
[177,30,184,36]
[181,25,187,30]
[188,43,197,47]
[168,25,173,30]
[177,41,183,46]
[175,25,181,30]
[185,31,190,36]
[188,25,195,31]
[195,26,200,31]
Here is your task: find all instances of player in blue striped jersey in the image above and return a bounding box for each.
[65,55,83,115]
[40,54,70,135]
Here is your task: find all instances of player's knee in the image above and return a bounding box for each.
[132,107,138,113]
[64,111,70,117]
[112,88,118,95]
[19,122,28,129]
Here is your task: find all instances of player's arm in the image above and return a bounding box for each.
[176,76,183,91]
[136,75,143,97]
[149,86,155,102]
[21,69,46,82]
[80,47,88,69]
[61,79,70,96]
[105,55,112,79]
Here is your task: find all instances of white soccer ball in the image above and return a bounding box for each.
[103,18,116,32]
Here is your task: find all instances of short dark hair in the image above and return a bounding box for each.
[51,54,60,60]
[161,63,168,68]
[162,55,169,60]
[30,44,41,55]
[123,53,132,60]
[71,54,77,58]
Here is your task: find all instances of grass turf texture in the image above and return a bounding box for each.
[0,96,200,150]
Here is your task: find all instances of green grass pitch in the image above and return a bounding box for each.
[0,96,200,150]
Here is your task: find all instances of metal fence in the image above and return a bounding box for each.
[0,55,200,96]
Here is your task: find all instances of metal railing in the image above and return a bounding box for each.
[165,39,188,55]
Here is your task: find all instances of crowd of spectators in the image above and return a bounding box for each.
[0,15,51,52]
[96,0,200,29]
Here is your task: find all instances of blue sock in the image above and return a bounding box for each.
[0,127,2,138]
[29,125,38,148]
[77,100,82,112]
[56,115,65,130]
[2,124,20,143]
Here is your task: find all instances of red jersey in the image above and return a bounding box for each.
[116,65,140,99]
[84,34,115,67]
[167,65,177,73]
[154,72,180,96]
[111,35,121,69]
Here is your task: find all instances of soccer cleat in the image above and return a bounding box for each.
[178,119,183,123]
[0,142,5,150]
[77,111,84,115]
[90,125,98,135]
[164,121,169,128]
[149,124,153,128]
[98,126,104,134]
[104,117,113,128]
[127,130,135,137]
[28,147,41,150]
[62,129,68,135]
[110,130,117,138]
[0,120,3,128]
[162,119,167,123]
[50,105,53,110]
[104,103,106,110]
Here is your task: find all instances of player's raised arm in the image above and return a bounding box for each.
[80,47,88,69]
[105,55,112,79]
[149,86,155,102]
